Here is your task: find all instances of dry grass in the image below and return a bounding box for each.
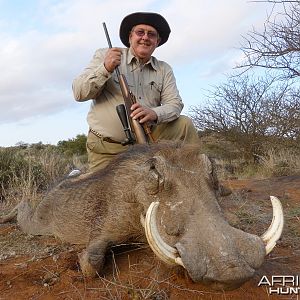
[216,147,300,180]
[83,253,208,300]
[258,148,300,177]
[0,147,86,213]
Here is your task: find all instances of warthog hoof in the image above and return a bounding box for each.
[78,250,98,277]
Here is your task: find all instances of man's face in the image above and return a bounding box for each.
[129,24,160,62]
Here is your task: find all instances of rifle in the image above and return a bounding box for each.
[102,22,154,145]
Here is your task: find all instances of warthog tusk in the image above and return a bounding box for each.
[261,196,284,255]
[144,201,185,268]
[144,197,283,265]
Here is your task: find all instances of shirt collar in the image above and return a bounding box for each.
[126,48,158,71]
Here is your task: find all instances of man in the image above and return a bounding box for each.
[73,12,199,172]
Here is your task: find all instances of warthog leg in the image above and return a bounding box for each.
[78,239,108,277]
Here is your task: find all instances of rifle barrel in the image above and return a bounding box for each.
[102,22,121,78]
[102,22,112,48]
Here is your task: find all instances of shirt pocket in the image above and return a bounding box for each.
[143,80,163,106]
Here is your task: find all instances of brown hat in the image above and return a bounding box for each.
[119,12,171,47]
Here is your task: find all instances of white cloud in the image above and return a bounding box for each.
[0,30,78,123]
[0,0,280,145]
[156,0,271,64]
[0,0,158,125]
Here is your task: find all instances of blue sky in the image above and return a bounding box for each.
[0,0,277,146]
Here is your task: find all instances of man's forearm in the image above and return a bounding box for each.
[72,49,111,101]
[152,102,183,124]
[72,64,111,101]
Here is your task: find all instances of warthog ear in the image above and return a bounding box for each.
[200,153,220,191]
[200,153,232,196]
[142,156,165,195]
[200,153,213,173]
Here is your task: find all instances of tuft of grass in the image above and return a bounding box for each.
[0,146,87,210]
[257,148,300,177]
[216,147,300,180]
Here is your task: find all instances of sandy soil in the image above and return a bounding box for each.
[0,176,299,300]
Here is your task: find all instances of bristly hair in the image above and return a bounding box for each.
[59,141,201,188]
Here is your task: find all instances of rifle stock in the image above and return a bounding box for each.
[118,75,154,144]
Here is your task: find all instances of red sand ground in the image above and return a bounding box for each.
[0,176,299,299]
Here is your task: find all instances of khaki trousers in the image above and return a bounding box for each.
[86,115,199,172]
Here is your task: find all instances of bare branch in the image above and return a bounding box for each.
[237,1,300,80]
[190,75,300,160]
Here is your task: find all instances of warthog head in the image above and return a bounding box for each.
[122,143,284,290]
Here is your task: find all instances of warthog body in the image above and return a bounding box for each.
[2,142,276,290]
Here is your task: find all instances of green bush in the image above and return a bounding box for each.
[57,134,87,156]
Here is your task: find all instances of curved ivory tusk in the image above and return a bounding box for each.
[144,201,185,268]
[261,196,284,255]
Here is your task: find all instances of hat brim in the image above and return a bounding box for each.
[119,12,171,47]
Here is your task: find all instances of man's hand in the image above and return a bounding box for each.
[104,48,122,73]
[130,103,157,124]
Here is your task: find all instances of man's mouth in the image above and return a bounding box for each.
[138,42,151,47]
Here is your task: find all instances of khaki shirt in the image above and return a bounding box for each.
[72,48,183,142]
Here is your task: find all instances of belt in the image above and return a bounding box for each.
[89,129,122,144]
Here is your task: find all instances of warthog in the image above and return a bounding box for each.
[0,142,283,290]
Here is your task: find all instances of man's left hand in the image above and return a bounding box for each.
[130,103,157,123]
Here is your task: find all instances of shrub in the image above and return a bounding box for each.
[0,146,85,204]
[57,134,87,156]
[257,148,300,177]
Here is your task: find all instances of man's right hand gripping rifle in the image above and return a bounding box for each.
[103,24,155,146]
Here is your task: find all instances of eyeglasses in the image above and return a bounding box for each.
[133,29,158,39]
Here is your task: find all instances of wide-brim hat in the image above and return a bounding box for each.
[119,12,171,47]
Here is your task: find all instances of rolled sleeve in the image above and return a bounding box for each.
[72,49,112,102]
